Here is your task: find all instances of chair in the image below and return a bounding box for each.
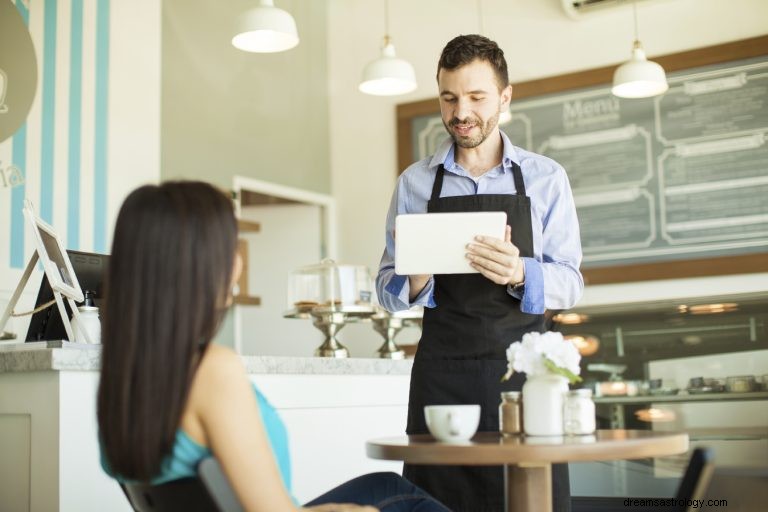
[120,458,245,512]
[572,447,715,512]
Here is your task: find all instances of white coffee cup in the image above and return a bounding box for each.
[424,404,481,442]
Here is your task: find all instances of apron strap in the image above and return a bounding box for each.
[511,161,527,196]
[430,165,446,203]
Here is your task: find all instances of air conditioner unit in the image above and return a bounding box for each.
[561,0,650,19]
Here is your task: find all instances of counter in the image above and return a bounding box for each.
[0,343,413,512]
[0,343,414,374]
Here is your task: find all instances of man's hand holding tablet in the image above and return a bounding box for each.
[466,225,525,287]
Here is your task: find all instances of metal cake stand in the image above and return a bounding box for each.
[371,307,423,359]
[284,304,377,358]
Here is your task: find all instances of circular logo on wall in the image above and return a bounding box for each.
[0,0,38,143]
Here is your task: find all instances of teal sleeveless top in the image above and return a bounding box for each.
[101,383,293,496]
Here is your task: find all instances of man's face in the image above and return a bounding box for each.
[438,59,511,149]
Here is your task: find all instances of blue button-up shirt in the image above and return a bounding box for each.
[376,132,583,315]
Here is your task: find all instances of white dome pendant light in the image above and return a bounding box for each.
[359,0,417,96]
[612,0,668,99]
[232,0,299,53]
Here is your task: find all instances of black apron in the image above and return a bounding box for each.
[403,163,571,512]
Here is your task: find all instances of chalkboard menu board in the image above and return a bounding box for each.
[397,37,768,284]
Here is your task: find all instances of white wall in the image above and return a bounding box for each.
[327,0,768,335]
[239,203,325,356]
[161,0,331,194]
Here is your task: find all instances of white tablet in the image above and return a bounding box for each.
[395,211,507,275]
[23,201,84,302]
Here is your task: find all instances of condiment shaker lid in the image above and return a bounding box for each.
[79,290,98,311]
[500,391,521,401]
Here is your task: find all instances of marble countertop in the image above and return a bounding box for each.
[0,342,414,375]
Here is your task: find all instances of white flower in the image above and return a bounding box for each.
[503,331,582,383]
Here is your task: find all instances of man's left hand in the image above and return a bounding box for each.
[466,225,525,285]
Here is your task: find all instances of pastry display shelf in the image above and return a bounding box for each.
[593,391,768,405]
[594,391,768,429]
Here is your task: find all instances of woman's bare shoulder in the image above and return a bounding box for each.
[189,344,250,411]
[182,345,249,445]
[198,344,244,379]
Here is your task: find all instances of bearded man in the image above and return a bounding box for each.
[376,34,584,512]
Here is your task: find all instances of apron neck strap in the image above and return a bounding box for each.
[510,161,526,196]
[431,165,446,203]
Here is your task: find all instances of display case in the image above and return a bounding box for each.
[284,259,375,317]
[283,259,377,358]
[554,291,768,500]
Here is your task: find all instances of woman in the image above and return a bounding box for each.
[97,181,449,512]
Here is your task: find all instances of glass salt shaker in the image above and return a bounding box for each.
[563,389,596,435]
[499,391,522,436]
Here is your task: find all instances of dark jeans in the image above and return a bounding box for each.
[304,472,452,512]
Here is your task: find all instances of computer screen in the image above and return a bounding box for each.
[25,250,109,342]
[38,227,75,288]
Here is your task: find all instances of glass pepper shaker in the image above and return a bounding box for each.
[563,389,596,435]
[499,391,522,436]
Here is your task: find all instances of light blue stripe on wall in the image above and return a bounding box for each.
[93,0,110,253]
[67,0,84,249]
[10,131,26,269]
[10,0,30,269]
[40,0,58,224]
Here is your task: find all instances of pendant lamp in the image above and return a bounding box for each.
[611,1,668,99]
[232,0,299,53]
[359,0,417,96]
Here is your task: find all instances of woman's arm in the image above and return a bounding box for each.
[194,346,376,512]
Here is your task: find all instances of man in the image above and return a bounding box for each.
[376,35,583,512]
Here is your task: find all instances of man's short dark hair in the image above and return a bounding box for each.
[437,34,509,90]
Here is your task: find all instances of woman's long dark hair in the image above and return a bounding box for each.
[97,181,238,481]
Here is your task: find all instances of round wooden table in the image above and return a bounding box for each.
[367,430,689,512]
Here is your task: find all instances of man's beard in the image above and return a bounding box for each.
[444,111,500,149]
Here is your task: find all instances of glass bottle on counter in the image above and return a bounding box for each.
[499,391,522,436]
[563,389,596,435]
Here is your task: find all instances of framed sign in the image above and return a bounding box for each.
[397,36,768,285]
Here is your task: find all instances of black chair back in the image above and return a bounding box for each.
[120,458,244,512]
[121,478,220,512]
[675,447,715,510]
[572,446,715,512]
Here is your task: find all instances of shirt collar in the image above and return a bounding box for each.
[428,130,521,173]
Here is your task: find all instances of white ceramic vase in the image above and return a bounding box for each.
[522,374,569,436]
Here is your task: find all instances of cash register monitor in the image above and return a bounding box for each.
[25,250,109,342]
[23,202,84,302]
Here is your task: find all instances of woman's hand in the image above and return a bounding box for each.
[306,504,379,512]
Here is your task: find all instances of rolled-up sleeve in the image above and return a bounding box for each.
[376,175,436,312]
[508,166,583,312]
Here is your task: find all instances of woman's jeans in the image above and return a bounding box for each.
[304,472,451,512]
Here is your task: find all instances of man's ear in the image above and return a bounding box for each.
[501,84,513,109]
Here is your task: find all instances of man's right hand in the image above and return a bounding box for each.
[408,274,431,301]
